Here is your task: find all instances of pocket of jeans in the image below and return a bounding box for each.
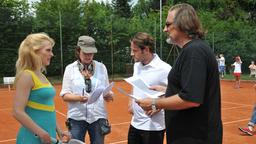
[99,118,111,135]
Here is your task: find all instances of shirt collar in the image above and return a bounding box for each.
[138,53,159,68]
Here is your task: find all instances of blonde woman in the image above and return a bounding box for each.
[13,33,69,144]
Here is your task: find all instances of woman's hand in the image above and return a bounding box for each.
[38,131,51,144]
[60,131,71,143]
[104,91,114,102]
[80,95,88,103]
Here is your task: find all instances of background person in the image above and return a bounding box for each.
[219,54,225,78]
[239,84,256,136]
[60,35,113,143]
[249,60,256,78]
[13,33,69,144]
[231,56,242,89]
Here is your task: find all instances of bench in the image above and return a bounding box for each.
[3,77,15,91]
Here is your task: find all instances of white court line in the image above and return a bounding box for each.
[222,101,253,107]
[109,140,127,144]
[222,105,253,110]
[0,138,16,143]
[56,110,67,117]
[223,118,250,125]
[0,108,11,111]
[111,122,130,126]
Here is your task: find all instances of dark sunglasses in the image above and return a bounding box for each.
[84,78,92,93]
[165,22,173,28]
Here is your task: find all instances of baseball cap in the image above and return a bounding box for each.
[77,36,97,53]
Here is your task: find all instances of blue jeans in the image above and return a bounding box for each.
[69,118,104,144]
[249,105,256,127]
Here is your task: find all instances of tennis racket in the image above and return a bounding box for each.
[51,137,85,144]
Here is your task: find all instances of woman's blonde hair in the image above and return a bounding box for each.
[15,33,55,83]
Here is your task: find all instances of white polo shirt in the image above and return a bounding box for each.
[233,61,242,73]
[131,54,171,131]
[60,60,109,123]
[219,57,225,66]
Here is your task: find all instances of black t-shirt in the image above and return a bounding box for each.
[165,39,223,144]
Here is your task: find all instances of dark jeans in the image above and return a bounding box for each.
[128,125,165,144]
[69,118,104,144]
[170,138,204,144]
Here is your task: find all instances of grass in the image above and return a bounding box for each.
[221,73,256,81]
[1,73,255,86]
[47,74,256,85]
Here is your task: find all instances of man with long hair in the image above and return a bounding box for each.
[136,4,223,144]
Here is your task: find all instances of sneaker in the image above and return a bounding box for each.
[239,127,253,136]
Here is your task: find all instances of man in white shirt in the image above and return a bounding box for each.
[219,54,225,78]
[128,32,171,144]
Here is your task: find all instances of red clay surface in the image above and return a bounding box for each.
[0,80,255,144]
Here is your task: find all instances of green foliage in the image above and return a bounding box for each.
[112,0,131,18]
[0,0,255,77]
[0,0,32,77]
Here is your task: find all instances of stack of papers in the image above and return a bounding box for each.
[122,77,164,98]
[87,82,114,104]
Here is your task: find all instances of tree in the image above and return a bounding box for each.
[112,0,131,18]
[0,0,32,77]
[33,0,83,75]
[150,0,168,11]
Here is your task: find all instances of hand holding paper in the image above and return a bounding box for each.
[103,82,115,97]
[116,87,141,100]
[86,82,115,104]
[86,87,104,104]
[124,77,165,98]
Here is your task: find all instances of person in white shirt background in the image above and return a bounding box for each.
[231,56,242,89]
[219,54,225,78]
[60,35,113,143]
[128,32,172,144]
[249,60,256,78]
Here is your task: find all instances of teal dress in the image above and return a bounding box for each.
[16,70,56,144]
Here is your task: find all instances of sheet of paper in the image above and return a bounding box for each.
[86,82,115,104]
[103,82,115,97]
[116,87,141,100]
[124,77,164,98]
[87,87,104,104]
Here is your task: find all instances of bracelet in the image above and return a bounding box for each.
[151,98,157,111]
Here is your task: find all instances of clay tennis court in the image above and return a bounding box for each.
[0,80,255,144]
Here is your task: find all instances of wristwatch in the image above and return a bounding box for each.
[151,98,157,111]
